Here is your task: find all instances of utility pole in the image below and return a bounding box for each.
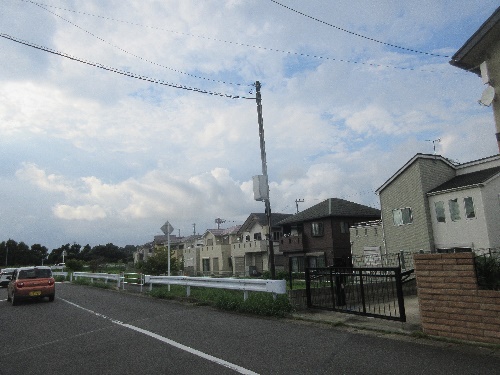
[295,199,304,213]
[255,81,275,279]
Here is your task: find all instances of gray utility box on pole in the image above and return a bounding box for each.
[252,175,269,201]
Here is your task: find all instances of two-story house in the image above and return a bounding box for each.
[232,213,292,276]
[278,198,381,272]
[368,153,500,256]
[199,226,241,276]
[182,234,204,276]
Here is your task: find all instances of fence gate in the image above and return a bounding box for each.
[305,267,408,322]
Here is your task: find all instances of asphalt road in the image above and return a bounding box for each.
[1,283,499,375]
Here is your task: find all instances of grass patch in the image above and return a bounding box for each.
[148,285,293,317]
[72,277,114,290]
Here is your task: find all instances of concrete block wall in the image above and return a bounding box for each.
[414,253,500,344]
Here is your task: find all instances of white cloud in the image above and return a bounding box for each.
[53,204,107,221]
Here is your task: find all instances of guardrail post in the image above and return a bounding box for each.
[186,285,191,297]
[244,291,248,301]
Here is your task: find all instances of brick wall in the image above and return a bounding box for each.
[414,253,500,345]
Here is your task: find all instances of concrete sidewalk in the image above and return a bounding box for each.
[290,295,422,335]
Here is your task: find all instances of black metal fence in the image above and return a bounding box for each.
[305,267,410,322]
[474,248,500,291]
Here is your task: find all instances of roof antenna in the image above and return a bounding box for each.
[425,138,441,155]
[295,199,304,213]
[215,218,226,229]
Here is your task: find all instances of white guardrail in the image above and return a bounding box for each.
[145,275,287,300]
[72,272,121,288]
[70,272,287,300]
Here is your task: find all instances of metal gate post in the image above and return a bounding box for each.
[305,268,312,308]
[395,267,406,322]
[358,269,366,314]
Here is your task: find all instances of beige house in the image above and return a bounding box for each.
[133,242,154,264]
[450,6,500,152]
[200,226,241,276]
[182,235,203,276]
[232,213,292,276]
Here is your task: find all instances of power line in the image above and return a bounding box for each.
[27,0,251,88]
[0,34,254,100]
[18,0,451,73]
[269,0,450,58]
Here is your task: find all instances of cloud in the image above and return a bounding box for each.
[53,204,107,221]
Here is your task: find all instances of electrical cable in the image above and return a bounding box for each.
[28,0,251,88]
[0,34,255,100]
[17,0,449,73]
[269,0,450,58]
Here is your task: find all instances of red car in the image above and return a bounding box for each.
[7,266,55,306]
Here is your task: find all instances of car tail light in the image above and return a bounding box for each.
[48,279,55,285]
[16,282,24,288]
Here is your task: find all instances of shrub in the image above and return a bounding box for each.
[475,255,500,290]
[66,259,85,272]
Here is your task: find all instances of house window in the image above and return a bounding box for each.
[392,207,413,226]
[340,221,349,234]
[364,228,368,236]
[202,258,210,272]
[464,197,475,219]
[245,235,250,242]
[434,201,446,223]
[254,233,262,241]
[374,227,378,236]
[272,231,280,241]
[448,199,461,221]
[311,222,324,236]
[206,238,213,246]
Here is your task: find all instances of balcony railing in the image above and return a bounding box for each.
[280,235,305,252]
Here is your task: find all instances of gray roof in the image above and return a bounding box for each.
[277,198,380,225]
[450,6,500,74]
[238,213,293,233]
[204,225,242,237]
[428,166,500,194]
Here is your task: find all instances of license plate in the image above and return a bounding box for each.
[29,291,42,297]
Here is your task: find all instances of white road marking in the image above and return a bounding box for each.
[61,298,259,375]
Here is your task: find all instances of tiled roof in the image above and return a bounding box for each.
[428,166,500,194]
[277,198,381,225]
[238,213,293,233]
[204,225,242,237]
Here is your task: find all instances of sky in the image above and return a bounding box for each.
[1,0,499,250]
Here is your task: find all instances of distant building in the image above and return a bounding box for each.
[200,226,241,276]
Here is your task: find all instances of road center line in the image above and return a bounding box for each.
[61,298,258,375]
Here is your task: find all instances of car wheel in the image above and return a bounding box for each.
[48,294,55,302]
[7,292,11,302]
[11,293,18,306]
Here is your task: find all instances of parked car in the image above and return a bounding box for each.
[7,266,55,305]
[0,268,16,287]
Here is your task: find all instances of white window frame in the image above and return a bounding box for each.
[392,207,413,226]
[463,197,476,219]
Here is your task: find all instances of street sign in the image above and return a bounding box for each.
[161,221,174,235]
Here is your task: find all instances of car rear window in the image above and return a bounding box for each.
[18,268,52,279]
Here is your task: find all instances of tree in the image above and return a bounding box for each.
[31,244,49,265]
[142,248,179,276]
